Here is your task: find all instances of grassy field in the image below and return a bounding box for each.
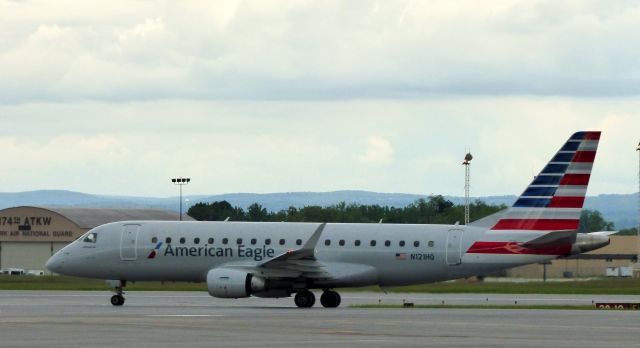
[0,275,207,291]
[1,275,639,294]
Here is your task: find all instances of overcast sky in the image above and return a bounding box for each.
[0,1,639,197]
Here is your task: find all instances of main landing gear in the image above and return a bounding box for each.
[320,290,341,308]
[107,280,126,306]
[294,290,315,308]
[294,290,341,308]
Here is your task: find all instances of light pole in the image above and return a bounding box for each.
[636,142,639,270]
[462,152,473,225]
[171,177,191,221]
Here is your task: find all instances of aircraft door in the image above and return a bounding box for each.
[446,229,463,265]
[120,224,140,261]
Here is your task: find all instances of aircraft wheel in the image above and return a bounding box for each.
[294,290,315,308]
[320,290,341,308]
[110,294,125,306]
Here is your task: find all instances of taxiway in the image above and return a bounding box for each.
[0,291,637,348]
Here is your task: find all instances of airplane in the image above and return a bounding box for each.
[46,131,610,308]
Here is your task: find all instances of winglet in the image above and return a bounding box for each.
[301,223,326,252]
[257,223,326,266]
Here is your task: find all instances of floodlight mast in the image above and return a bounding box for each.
[462,152,473,225]
[636,142,640,271]
[171,177,191,221]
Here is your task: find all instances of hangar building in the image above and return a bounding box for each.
[506,235,639,278]
[0,206,191,274]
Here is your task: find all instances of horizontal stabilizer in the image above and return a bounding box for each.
[520,230,576,248]
[586,231,617,237]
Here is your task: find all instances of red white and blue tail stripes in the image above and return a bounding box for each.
[490,131,600,231]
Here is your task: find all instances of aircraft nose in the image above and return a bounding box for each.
[45,254,63,273]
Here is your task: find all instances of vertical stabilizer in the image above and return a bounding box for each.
[490,131,600,232]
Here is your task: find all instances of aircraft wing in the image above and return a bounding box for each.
[253,223,332,279]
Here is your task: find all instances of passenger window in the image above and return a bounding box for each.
[370,240,376,247]
[384,240,390,247]
[296,239,302,246]
[237,238,243,245]
[339,240,345,246]
[151,237,157,243]
[180,237,186,244]
[194,238,200,244]
[428,241,435,247]
[208,238,214,244]
[166,237,172,244]
[265,239,271,245]
[399,240,405,247]
[279,239,285,245]
[222,238,228,245]
[83,232,97,243]
[414,241,420,247]
[355,240,361,246]
[251,238,257,245]
[325,239,331,246]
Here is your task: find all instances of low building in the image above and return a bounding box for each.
[506,235,639,278]
[0,206,191,274]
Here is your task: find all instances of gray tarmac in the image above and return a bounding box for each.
[0,290,638,348]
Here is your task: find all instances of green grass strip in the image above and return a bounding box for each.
[345,278,640,295]
[1,276,639,294]
[0,275,206,291]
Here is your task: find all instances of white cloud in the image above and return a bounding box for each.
[1,1,640,102]
[0,99,638,196]
[358,135,394,165]
[0,2,638,198]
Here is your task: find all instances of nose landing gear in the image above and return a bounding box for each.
[110,294,125,306]
[107,280,126,306]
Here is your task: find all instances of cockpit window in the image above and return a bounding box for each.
[83,232,98,243]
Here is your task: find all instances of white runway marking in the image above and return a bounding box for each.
[146,314,225,317]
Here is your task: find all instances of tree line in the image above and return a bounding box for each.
[187,195,504,224]
[187,195,621,233]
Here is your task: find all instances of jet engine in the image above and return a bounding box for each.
[206,268,266,298]
[569,231,613,255]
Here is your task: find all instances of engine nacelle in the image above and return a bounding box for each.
[569,232,612,255]
[206,268,266,298]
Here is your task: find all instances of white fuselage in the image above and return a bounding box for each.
[47,220,557,288]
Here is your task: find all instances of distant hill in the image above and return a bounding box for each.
[0,190,636,229]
